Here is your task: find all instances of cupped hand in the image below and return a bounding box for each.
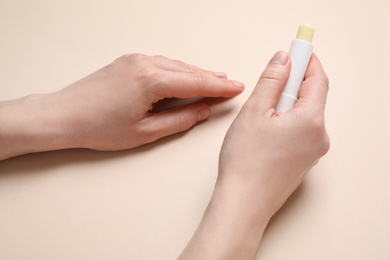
[218,51,330,217]
[55,54,245,151]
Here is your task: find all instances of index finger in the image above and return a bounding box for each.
[295,53,329,113]
[152,70,245,99]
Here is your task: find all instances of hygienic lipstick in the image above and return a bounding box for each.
[275,24,315,113]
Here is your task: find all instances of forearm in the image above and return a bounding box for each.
[0,93,77,160]
[178,178,271,260]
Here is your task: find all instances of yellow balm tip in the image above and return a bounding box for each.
[296,24,315,42]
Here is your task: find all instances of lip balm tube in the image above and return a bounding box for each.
[275,24,315,113]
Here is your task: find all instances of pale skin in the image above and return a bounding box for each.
[179,51,330,259]
[0,51,329,259]
[0,53,244,160]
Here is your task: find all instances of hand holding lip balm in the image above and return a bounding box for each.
[275,24,315,113]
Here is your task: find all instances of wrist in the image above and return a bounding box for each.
[0,93,77,160]
[179,178,271,260]
[211,179,272,249]
[218,176,276,216]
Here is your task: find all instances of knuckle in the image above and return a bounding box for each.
[310,116,325,134]
[138,67,162,88]
[321,135,331,156]
[260,69,286,83]
[174,59,198,73]
[114,53,149,66]
[173,59,185,66]
[113,54,130,62]
[307,116,330,156]
[122,53,148,64]
[153,55,167,59]
[178,113,194,132]
[317,73,330,91]
[128,53,148,62]
[140,66,159,79]
[193,72,207,87]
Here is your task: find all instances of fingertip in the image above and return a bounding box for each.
[208,79,245,98]
[196,106,211,121]
[219,80,245,98]
[269,51,289,65]
[230,80,245,89]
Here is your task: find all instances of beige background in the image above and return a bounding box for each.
[1,0,390,259]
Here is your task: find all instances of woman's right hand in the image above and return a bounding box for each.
[218,51,330,217]
[179,51,330,260]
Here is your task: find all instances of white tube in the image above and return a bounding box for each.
[275,26,314,113]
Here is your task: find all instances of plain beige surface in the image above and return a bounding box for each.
[1,0,390,259]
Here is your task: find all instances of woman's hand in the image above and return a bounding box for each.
[179,51,329,260]
[0,54,244,160]
[219,51,330,217]
[54,54,245,151]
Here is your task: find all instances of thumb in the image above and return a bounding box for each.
[249,51,291,116]
[141,103,211,142]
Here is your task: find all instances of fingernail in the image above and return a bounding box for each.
[197,108,210,121]
[270,51,288,65]
[214,72,227,78]
[231,80,245,88]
